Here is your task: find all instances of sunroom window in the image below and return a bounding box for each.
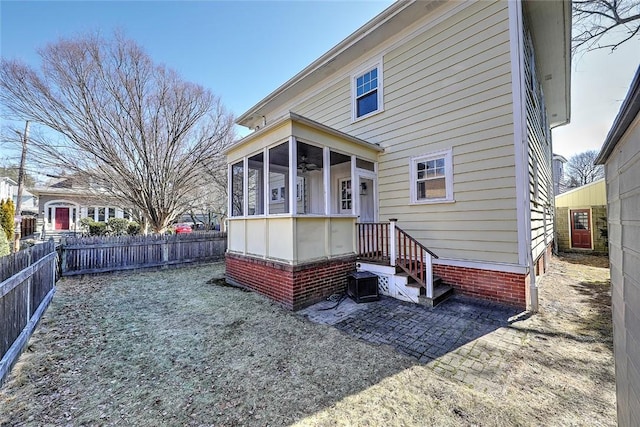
[269,142,289,214]
[231,161,244,216]
[248,152,264,215]
[296,141,324,214]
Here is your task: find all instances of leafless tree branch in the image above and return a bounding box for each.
[565,150,605,188]
[573,0,640,54]
[0,32,234,232]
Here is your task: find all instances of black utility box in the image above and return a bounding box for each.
[347,271,380,303]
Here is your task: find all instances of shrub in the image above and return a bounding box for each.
[107,218,130,236]
[79,217,94,234]
[0,226,10,257]
[89,221,107,236]
[79,217,108,236]
[0,199,15,241]
[127,222,141,236]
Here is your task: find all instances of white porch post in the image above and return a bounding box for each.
[350,155,357,216]
[323,147,330,215]
[242,157,249,217]
[425,254,433,299]
[227,163,232,217]
[289,136,297,215]
[389,218,397,267]
[263,147,270,216]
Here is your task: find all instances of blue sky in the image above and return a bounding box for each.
[0,0,395,150]
[1,0,639,163]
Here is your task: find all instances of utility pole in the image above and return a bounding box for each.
[13,120,29,252]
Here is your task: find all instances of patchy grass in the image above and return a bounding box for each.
[0,256,615,426]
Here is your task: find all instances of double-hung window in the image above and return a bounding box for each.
[410,149,454,204]
[353,63,382,120]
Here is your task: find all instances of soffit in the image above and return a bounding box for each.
[525,0,572,128]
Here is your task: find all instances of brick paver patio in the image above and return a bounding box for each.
[299,295,529,392]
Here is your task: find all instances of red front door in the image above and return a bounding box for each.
[570,209,592,249]
[55,207,69,230]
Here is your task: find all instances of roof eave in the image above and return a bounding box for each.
[595,65,640,164]
[526,0,572,128]
[235,0,421,128]
[225,112,383,156]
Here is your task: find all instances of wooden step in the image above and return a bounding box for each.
[403,274,442,289]
[418,283,454,307]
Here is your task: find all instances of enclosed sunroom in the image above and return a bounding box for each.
[224,113,381,310]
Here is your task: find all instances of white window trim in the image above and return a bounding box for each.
[338,178,353,213]
[351,59,384,122]
[410,148,454,204]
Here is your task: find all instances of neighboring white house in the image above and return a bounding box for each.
[0,176,39,238]
[552,153,567,195]
[224,0,571,311]
[0,177,39,214]
[30,176,134,236]
[595,64,640,427]
[0,177,17,203]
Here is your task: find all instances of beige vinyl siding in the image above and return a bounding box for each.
[291,1,518,263]
[555,179,606,207]
[603,114,640,427]
[523,14,554,263]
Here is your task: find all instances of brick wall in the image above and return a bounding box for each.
[434,242,554,309]
[556,207,571,251]
[225,253,355,311]
[433,265,527,308]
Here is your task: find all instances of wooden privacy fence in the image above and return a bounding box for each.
[60,231,227,276]
[0,239,57,385]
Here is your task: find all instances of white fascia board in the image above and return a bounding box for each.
[509,0,529,268]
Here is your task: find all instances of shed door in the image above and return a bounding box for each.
[570,209,591,249]
[55,207,69,230]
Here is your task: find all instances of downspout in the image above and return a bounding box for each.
[528,235,538,312]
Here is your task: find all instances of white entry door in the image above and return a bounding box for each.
[357,171,377,223]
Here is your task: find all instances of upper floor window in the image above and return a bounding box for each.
[410,149,454,204]
[353,63,383,120]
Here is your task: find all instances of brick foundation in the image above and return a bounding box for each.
[433,242,554,309]
[433,264,527,308]
[225,253,356,311]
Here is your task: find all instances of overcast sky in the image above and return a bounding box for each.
[1,0,639,165]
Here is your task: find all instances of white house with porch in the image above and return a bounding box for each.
[30,176,133,237]
[224,0,571,311]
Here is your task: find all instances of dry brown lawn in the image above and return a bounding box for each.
[0,254,615,426]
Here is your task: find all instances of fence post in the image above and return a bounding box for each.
[59,237,67,276]
[162,237,169,268]
[389,219,397,267]
[26,247,32,320]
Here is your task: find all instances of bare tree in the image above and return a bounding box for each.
[182,156,228,230]
[565,150,605,188]
[0,32,234,233]
[573,0,640,53]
